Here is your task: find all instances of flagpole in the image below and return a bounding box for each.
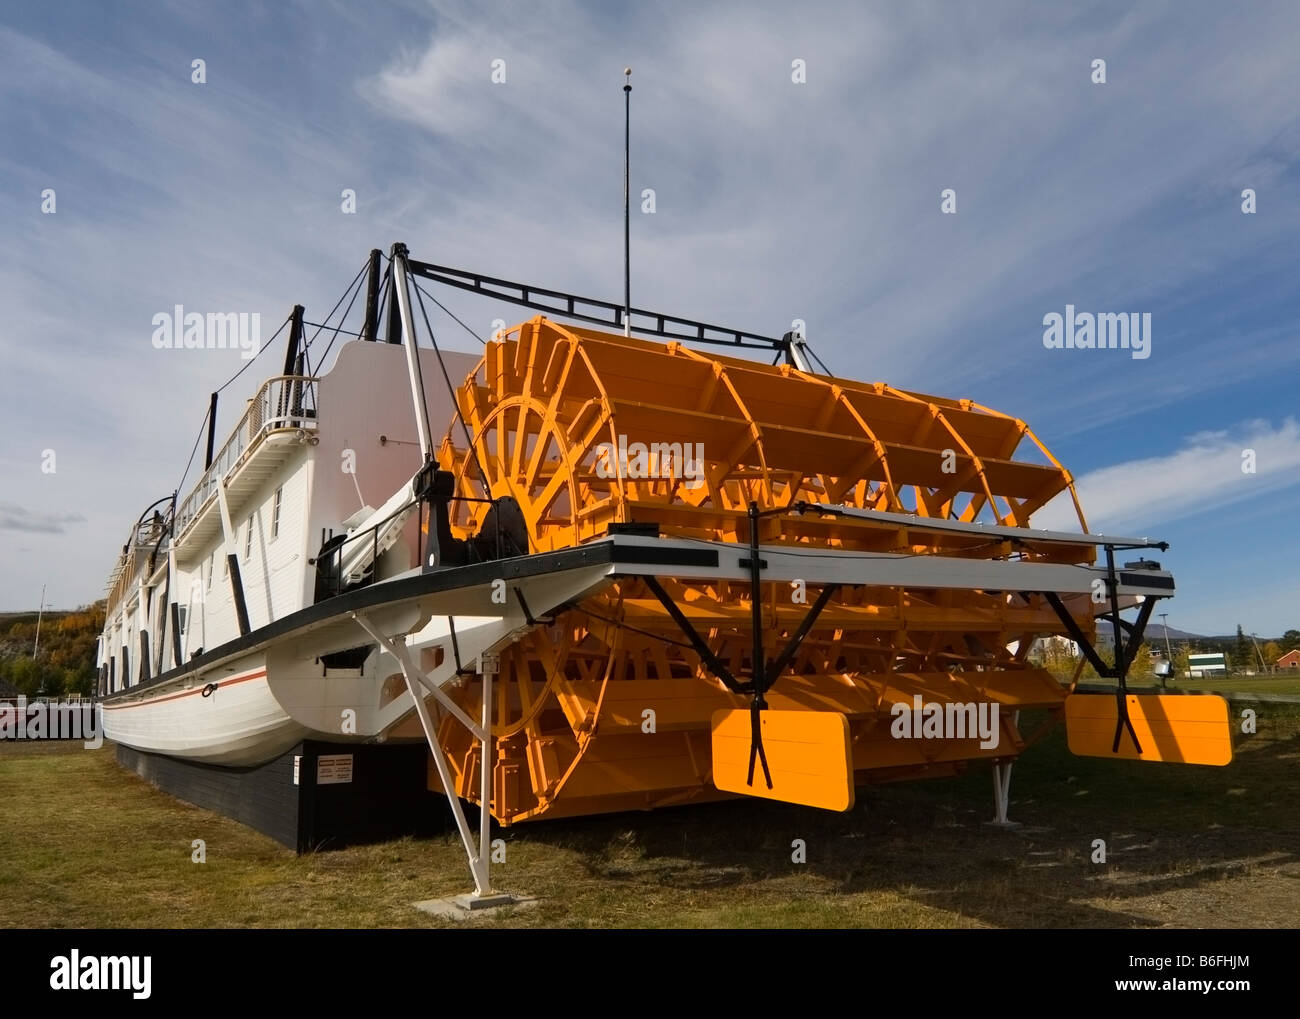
[33,583,46,658]
[623,67,632,337]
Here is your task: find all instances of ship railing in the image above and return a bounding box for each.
[105,506,174,614]
[0,694,97,707]
[312,492,517,601]
[314,496,426,601]
[174,375,319,538]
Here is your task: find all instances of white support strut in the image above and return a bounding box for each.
[988,709,1022,829]
[390,249,433,462]
[353,611,497,898]
[477,651,498,900]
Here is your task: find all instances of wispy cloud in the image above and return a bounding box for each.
[0,503,86,534]
[1034,418,1300,532]
[1,0,1298,634]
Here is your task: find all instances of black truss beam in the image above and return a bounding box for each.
[407,259,791,357]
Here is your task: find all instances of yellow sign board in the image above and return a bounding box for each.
[1065,693,1233,766]
[710,709,855,811]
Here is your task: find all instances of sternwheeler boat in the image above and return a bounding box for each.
[98,243,1225,895]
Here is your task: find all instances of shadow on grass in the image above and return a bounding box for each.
[488,706,1300,928]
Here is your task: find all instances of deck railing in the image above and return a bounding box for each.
[174,375,318,537]
[105,512,171,613]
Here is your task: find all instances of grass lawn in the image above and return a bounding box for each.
[1163,676,1300,697]
[1055,669,1300,699]
[2,705,1298,928]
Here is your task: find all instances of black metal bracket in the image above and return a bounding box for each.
[407,258,799,362]
[641,507,843,792]
[1043,545,1164,755]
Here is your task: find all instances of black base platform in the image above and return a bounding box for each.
[116,740,450,852]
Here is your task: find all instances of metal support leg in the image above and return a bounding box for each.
[990,763,1014,825]
[352,613,525,908]
[987,710,1022,829]
[473,652,498,900]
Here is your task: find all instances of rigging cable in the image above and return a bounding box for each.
[411,278,487,346]
[214,311,290,395]
[410,277,517,546]
[808,347,833,376]
[309,258,372,372]
[174,310,292,500]
[299,258,370,366]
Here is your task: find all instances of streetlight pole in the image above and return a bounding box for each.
[32,583,46,659]
[1251,632,1267,674]
[33,584,47,698]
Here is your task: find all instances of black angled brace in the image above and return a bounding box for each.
[642,575,749,694]
[1043,585,1140,752]
[763,583,839,688]
[1103,545,1141,755]
[1043,549,1161,756]
[1044,591,1113,678]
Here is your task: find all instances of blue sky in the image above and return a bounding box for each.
[0,0,1297,637]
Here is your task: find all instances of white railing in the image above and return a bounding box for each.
[174,375,318,536]
[105,513,170,613]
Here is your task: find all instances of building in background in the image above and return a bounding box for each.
[1187,652,1228,678]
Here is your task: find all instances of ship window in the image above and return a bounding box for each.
[271,487,282,540]
[245,514,254,558]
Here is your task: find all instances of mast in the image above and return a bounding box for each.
[361,248,382,342]
[623,67,632,338]
[204,392,218,470]
[390,243,434,461]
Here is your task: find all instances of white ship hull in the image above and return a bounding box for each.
[102,658,304,766]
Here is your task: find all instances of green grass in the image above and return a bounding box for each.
[1057,670,1300,698]
[1164,675,1300,697]
[3,707,1298,928]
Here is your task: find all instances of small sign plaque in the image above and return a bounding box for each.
[317,753,355,785]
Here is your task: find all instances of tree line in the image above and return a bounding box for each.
[0,602,105,697]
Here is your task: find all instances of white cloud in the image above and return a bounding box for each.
[4,1,1300,612]
[1033,418,1300,533]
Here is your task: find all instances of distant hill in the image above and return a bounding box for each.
[1094,619,1290,644]
[1095,619,1206,641]
[0,603,104,697]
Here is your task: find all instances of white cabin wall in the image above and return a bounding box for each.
[98,338,481,683]
[306,341,479,586]
[184,450,313,647]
